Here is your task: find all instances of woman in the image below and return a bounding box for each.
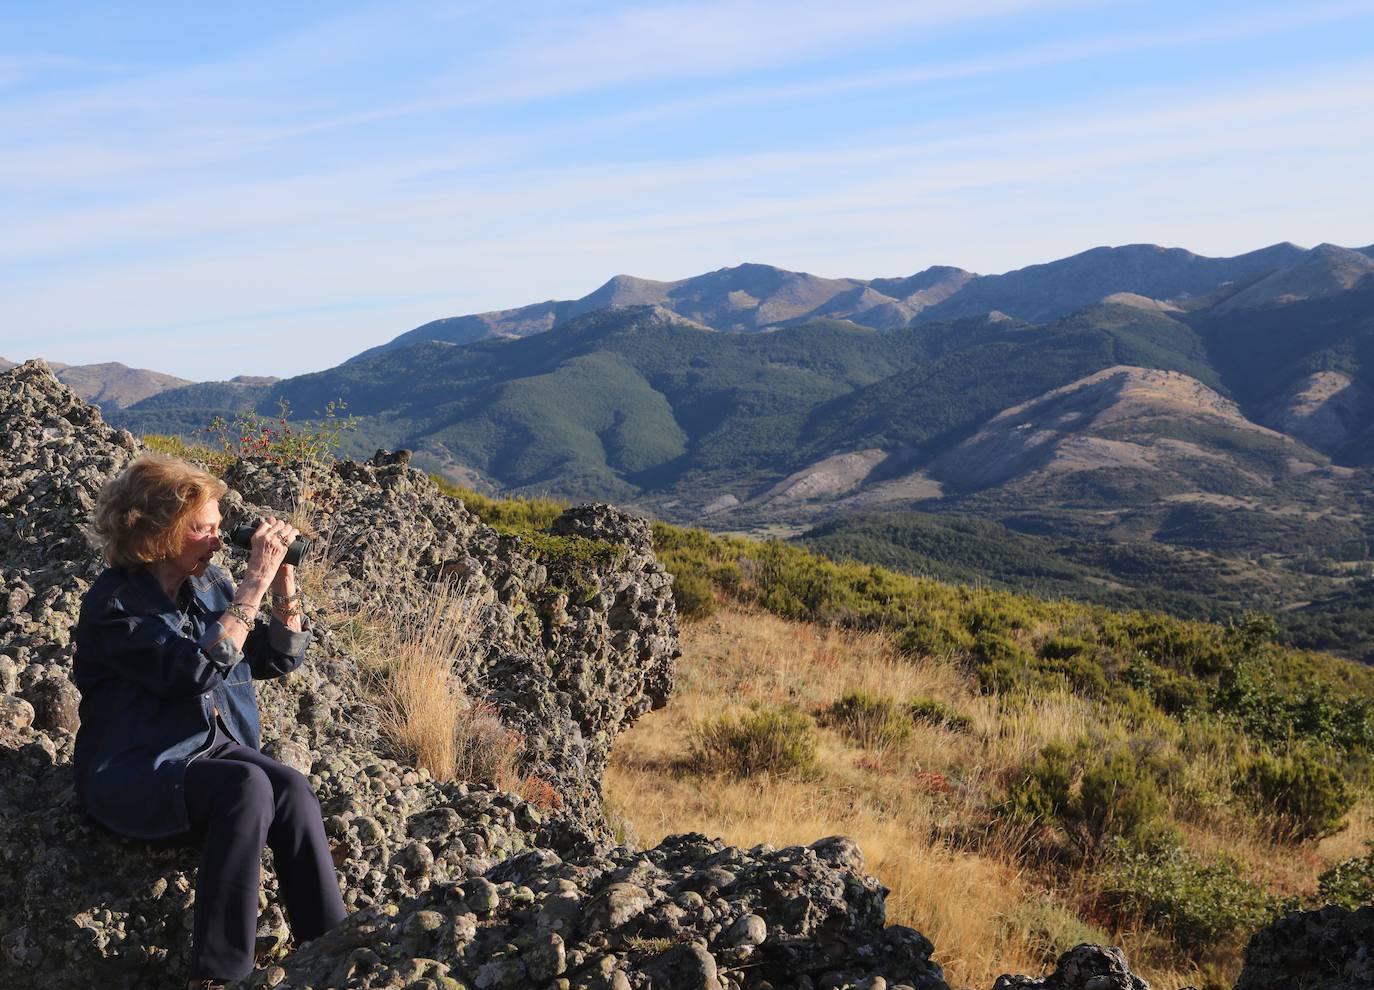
[73,454,346,990]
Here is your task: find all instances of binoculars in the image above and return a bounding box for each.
[224,519,312,567]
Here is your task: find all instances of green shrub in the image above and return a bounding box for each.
[1078,749,1168,850]
[1241,750,1354,841]
[689,705,818,778]
[825,691,912,750]
[670,571,717,621]
[1008,743,1075,826]
[432,479,568,535]
[898,617,974,657]
[974,631,1034,694]
[1317,842,1374,908]
[1008,743,1170,853]
[908,696,974,733]
[1040,636,1091,661]
[1103,840,1288,952]
[142,434,235,474]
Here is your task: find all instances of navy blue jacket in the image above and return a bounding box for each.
[72,564,311,839]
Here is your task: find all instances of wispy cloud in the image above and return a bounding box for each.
[4,1,1373,378]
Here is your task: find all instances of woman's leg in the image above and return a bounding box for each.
[213,744,347,941]
[182,758,275,981]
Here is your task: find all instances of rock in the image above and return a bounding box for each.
[0,694,36,734]
[992,944,1149,990]
[723,912,767,948]
[580,882,653,932]
[25,676,82,733]
[644,941,722,990]
[1235,905,1374,990]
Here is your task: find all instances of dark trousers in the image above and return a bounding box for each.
[182,740,346,980]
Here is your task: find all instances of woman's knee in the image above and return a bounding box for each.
[206,761,275,826]
[274,765,323,820]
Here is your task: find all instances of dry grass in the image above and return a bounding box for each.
[605,607,1267,988]
[298,531,524,789]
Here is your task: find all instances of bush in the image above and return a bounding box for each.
[1078,749,1168,851]
[1103,840,1288,952]
[1008,743,1170,853]
[1001,900,1110,966]
[974,631,1035,694]
[908,696,974,733]
[689,705,818,778]
[1317,842,1374,908]
[670,570,718,621]
[825,691,911,750]
[1008,743,1075,826]
[1241,749,1353,841]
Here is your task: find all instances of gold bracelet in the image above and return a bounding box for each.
[224,601,257,627]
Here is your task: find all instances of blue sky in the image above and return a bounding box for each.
[3,0,1373,380]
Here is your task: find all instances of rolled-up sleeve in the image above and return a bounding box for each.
[246,615,312,679]
[197,621,244,672]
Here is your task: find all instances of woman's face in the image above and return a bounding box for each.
[169,499,223,579]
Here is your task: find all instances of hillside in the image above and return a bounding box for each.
[446,478,1374,988]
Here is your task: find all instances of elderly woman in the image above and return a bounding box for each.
[73,455,346,990]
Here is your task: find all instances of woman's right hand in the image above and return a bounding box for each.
[245,515,298,585]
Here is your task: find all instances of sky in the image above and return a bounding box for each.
[3,0,1373,381]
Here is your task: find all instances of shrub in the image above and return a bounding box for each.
[1317,842,1374,909]
[1008,743,1074,826]
[826,691,912,750]
[1040,636,1091,661]
[1241,750,1354,841]
[974,631,1034,694]
[141,434,235,474]
[1008,743,1170,854]
[908,696,974,733]
[898,617,973,658]
[206,396,357,467]
[1103,840,1288,952]
[671,570,718,621]
[690,705,818,778]
[1078,748,1168,851]
[1001,900,1110,966]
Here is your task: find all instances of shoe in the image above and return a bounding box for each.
[187,980,231,989]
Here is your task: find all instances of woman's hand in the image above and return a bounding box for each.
[245,515,299,586]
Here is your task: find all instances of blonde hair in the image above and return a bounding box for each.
[88,454,227,568]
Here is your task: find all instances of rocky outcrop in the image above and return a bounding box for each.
[992,945,1157,990]
[1235,906,1374,990]
[245,834,950,990]
[216,455,679,831]
[0,360,965,990]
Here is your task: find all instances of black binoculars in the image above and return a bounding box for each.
[223,519,312,567]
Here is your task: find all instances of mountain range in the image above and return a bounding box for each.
[60,238,1374,654]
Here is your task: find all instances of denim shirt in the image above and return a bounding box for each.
[72,563,312,839]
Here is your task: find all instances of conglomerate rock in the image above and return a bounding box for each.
[244,833,950,990]
[1234,906,1374,990]
[0,360,959,990]
[991,945,1155,990]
